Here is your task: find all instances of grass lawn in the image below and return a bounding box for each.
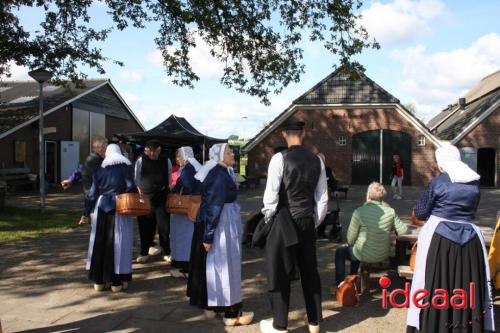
[0,206,81,244]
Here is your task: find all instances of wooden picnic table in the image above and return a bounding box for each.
[395,223,494,267]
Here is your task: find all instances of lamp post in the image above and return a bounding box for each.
[28,68,53,211]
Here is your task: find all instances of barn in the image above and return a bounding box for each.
[428,70,500,187]
[0,79,144,183]
[243,67,441,186]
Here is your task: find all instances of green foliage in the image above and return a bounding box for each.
[1,0,378,103]
[0,206,81,244]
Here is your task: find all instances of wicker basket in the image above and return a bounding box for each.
[116,193,150,216]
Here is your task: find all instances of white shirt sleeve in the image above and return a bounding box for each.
[261,153,284,223]
[134,157,142,185]
[314,158,329,227]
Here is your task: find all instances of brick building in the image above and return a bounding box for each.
[0,79,144,183]
[428,70,500,187]
[243,68,441,186]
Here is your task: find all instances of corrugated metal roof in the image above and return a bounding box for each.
[435,88,500,140]
[0,80,107,135]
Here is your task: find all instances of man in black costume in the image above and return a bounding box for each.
[134,139,172,263]
[259,120,328,333]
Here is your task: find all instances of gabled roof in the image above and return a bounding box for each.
[293,67,400,105]
[0,79,144,138]
[427,69,500,142]
[433,88,500,142]
[243,68,439,153]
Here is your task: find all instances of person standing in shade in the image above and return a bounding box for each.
[187,143,254,326]
[84,144,136,292]
[260,120,328,333]
[61,136,107,224]
[169,146,202,278]
[406,144,494,333]
[391,154,404,200]
[134,139,172,263]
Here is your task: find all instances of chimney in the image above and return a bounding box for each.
[459,98,466,109]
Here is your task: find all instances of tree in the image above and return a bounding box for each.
[403,103,417,114]
[228,134,239,141]
[1,0,378,104]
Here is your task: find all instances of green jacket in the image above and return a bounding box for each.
[347,201,408,263]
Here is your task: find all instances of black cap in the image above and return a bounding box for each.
[280,119,305,131]
[145,139,161,148]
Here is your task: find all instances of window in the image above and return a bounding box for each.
[417,135,426,146]
[337,135,347,146]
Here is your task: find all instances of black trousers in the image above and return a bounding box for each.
[270,217,322,330]
[137,204,170,256]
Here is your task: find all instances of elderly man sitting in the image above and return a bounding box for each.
[333,182,407,288]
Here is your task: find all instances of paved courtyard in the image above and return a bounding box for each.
[1,185,499,332]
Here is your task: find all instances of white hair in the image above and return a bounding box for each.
[366,182,386,202]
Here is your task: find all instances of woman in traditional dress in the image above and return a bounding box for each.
[84,144,136,292]
[406,144,495,333]
[169,146,201,278]
[187,143,254,326]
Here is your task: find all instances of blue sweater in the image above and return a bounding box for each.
[415,172,480,222]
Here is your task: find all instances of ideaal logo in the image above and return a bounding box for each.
[379,276,475,309]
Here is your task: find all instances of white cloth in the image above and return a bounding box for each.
[178,146,202,171]
[206,202,242,306]
[195,143,228,182]
[262,152,328,227]
[86,196,134,274]
[435,144,480,183]
[101,144,131,168]
[407,215,494,331]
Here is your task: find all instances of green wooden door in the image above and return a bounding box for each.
[382,130,412,185]
[352,131,380,185]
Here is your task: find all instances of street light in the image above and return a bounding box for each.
[28,68,53,211]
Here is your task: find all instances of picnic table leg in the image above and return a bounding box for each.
[395,240,407,266]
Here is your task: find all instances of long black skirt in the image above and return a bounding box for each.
[186,221,242,317]
[406,233,492,333]
[88,209,132,285]
[187,221,208,308]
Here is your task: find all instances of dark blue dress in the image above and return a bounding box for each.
[187,164,242,311]
[84,163,136,285]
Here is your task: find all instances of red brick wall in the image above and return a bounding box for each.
[456,106,500,187]
[0,106,72,172]
[247,107,438,186]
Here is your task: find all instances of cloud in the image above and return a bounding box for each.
[135,96,289,139]
[121,91,141,104]
[392,33,500,120]
[146,32,225,83]
[1,61,31,80]
[359,0,445,45]
[120,69,144,83]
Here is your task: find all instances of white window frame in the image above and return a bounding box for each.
[417,135,426,146]
[337,135,347,146]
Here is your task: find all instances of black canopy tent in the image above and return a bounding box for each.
[114,115,227,160]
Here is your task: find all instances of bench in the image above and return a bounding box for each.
[397,265,414,279]
[333,186,349,199]
[0,168,36,191]
[359,261,391,295]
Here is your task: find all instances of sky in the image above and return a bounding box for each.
[8,0,500,139]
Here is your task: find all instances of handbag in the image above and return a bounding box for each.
[116,193,150,216]
[166,188,191,214]
[409,242,417,271]
[336,275,359,306]
[187,195,201,222]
